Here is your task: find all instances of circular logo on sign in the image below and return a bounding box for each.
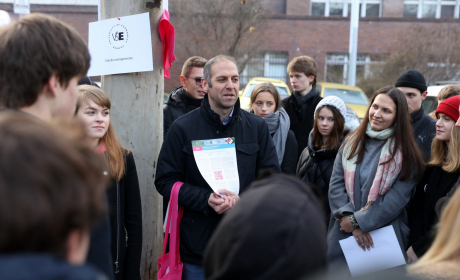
[108,24,129,49]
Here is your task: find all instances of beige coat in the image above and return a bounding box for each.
[411,262,460,280]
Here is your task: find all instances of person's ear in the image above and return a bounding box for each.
[44,74,60,97]
[421,90,428,101]
[180,75,187,89]
[202,78,209,92]
[66,229,90,265]
[309,75,315,84]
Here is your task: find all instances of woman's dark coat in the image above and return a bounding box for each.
[296,128,350,219]
[106,151,143,280]
[408,165,460,257]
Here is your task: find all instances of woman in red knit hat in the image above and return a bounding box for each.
[407,95,460,263]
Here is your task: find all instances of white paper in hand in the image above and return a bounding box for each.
[339,225,406,277]
[192,138,239,195]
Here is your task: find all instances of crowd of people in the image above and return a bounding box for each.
[2,12,460,280]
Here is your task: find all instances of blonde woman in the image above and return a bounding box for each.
[407,96,460,263]
[76,85,142,280]
[408,186,460,279]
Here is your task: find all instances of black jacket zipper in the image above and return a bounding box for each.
[114,181,120,274]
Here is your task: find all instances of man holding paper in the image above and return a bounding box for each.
[155,55,280,280]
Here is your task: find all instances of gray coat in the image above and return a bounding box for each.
[327,138,416,270]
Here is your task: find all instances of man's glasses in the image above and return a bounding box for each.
[185,76,203,86]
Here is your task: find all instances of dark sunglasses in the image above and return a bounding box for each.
[185,76,203,86]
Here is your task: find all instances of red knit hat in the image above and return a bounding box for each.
[436,96,460,122]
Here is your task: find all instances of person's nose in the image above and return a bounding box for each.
[456,117,460,128]
[225,79,235,89]
[95,112,103,122]
[374,110,382,118]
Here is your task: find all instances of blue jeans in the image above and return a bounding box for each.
[182,262,204,280]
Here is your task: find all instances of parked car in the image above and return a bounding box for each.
[345,105,361,131]
[316,82,369,121]
[239,77,361,130]
[239,77,291,110]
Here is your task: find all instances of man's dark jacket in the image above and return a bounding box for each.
[0,254,108,280]
[163,86,203,139]
[281,88,322,159]
[155,94,280,265]
[411,107,436,162]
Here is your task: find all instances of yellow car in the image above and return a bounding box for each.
[316,82,370,120]
[239,77,291,110]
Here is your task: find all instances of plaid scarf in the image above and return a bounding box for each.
[342,124,402,210]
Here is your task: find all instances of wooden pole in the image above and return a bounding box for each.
[100,1,164,279]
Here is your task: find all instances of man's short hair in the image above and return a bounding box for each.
[203,55,237,88]
[438,85,460,101]
[181,56,207,77]
[287,56,318,87]
[0,113,107,257]
[0,13,90,109]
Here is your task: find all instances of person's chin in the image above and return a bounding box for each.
[370,124,382,131]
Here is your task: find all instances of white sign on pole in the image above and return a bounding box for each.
[14,0,30,14]
[87,13,153,77]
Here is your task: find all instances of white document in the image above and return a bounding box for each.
[192,138,240,195]
[87,13,153,76]
[339,225,406,277]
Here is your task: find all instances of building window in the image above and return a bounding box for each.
[240,52,289,86]
[311,0,381,17]
[324,54,383,85]
[403,0,459,18]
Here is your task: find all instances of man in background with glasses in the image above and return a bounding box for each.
[163,56,207,219]
[164,56,208,139]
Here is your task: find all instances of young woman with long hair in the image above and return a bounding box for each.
[327,86,425,270]
[296,96,350,220]
[408,186,460,279]
[76,85,143,280]
[250,82,298,174]
[406,96,460,263]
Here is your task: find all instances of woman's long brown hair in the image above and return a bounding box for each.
[313,105,345,152]
[344,86,425,181]
[76,85,126,181]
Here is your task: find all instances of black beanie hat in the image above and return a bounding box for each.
[394,69,427,93]
[204,174,327,280]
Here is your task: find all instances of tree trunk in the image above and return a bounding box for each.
[100,1,164,279]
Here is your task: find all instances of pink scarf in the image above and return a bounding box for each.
[342,124,402,210]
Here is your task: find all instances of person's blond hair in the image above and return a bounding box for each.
[428,124,460,172]
[437,85,460,102]
[76,85,127,181]
[409,187,460,271]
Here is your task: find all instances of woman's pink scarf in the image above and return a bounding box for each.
[342,124,402,210]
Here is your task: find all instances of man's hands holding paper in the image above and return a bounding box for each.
[208,189,240,214]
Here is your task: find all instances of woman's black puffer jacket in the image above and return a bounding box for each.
[296,127,350,220]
